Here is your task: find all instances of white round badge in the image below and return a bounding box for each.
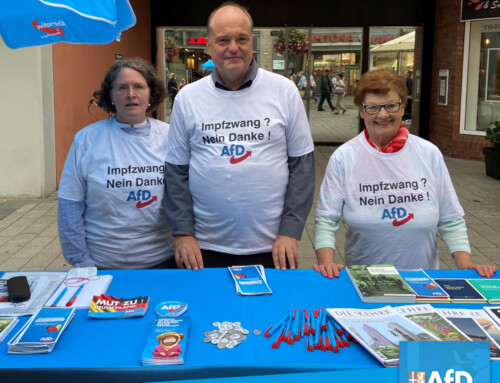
[155,301,188,317]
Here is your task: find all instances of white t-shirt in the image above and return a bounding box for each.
[166,69,314,254]
[316,132,464,269]
[58,118,174,269]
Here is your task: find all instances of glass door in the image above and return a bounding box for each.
[369,27,419,131]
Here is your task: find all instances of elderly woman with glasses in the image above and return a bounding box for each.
[57,58,175,269]
[313,69,496,279]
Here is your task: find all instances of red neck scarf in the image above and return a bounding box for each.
[364,125,409,153]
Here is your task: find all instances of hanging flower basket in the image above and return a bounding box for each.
[273,29,307,59]
[165,37,180,60]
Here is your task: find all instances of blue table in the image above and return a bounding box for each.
[0,268,498,383]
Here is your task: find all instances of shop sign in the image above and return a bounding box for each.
[481,21,500,31]
[310,32,395,45]
[273,60,285,70]
[345,64,360,70]
[187,36,207,45]
[461,0,500,21]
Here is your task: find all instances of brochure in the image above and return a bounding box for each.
[45,274,113,309]
[394,304,470,341]
[0,317,19,343]
[346,264,416,303]
[327,306,437,367]
[483,306,500,328]
[438,308,500,360]
[398,269,451,302]
[7,307,75,354]
[467,279,500,304]
[88,294,149,318]
[228,265,272,295]
[434,278,487,303]
[0,271,67,316]
[141,316,190,365]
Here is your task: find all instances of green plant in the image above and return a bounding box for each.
[486,121,500,152]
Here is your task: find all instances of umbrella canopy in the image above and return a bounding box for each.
[201,59,214,70]
[370,31,415,52]
[0,0,136,49]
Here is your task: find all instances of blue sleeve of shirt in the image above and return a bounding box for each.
[57,197,95,267]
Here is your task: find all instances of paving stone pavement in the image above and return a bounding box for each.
[1,105,500,271]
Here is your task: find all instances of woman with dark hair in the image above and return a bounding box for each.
[313,69,496,279]
[58,58,175,269]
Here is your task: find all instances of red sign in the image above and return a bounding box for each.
[187,37,207,45]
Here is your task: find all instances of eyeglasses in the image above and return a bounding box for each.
[113,84,148,95]
[362,100,402,115]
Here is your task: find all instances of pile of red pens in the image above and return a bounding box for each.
[264,308,356,353]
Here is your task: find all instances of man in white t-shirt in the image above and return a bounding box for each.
[164,3,315,271]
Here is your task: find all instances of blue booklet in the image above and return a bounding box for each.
[7,307,75,354]
[434,278,487,303]
[398,269,450,301]
[141,316,190,365]
[228,265,272,295]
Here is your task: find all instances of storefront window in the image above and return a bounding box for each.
[369,28,415,74]
[464,20,500,133]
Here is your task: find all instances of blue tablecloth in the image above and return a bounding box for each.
[0,268,498,383]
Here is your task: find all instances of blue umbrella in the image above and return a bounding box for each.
[201,59,214,70]
[0,0,136,49]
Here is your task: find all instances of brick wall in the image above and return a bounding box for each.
[431,0,486,160]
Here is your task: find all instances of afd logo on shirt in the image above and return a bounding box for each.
[126,190,157,208]
[381,207,415,227]
[220,144,252,164]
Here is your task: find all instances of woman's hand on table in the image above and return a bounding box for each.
[313,262,344,279]
[467,264,497,278]
[313,247,344,278]
[174,235,203,271]
[453,251,497,278]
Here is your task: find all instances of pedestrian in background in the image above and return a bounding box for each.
[168,72,178,109]
[317,69,335,112]
[333,73,347,115]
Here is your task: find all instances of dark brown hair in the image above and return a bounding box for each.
[94,58,166,114]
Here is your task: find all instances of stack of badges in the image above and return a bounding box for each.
[154,301,188,317]
[203,321,249,350]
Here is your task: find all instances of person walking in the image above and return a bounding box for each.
[317,69,335,112]
[333,73,347,115]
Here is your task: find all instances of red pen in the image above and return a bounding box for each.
[66,284,84,307]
